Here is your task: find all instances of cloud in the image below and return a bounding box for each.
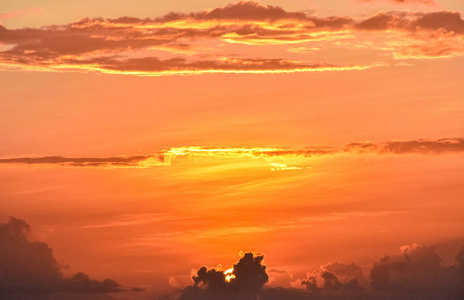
[356,11,464,33]
[1,1,464,75]
[0,217,125,295]
[359,0,436,5]
[323,261,364,281]
[62,56,375,75]
[269,163,302,171]
[0,155,157,167]
[344,138,464,154]
[370,244,464,292]
[297,261,366,292]
[156,1,308,22]
[180,252,268,299]
[0,138,463,170]
[0,8,43,19]
[177,245,464,299]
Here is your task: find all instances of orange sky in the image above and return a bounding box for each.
[1,1,464,299]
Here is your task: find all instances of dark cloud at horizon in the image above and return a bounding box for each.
[180,252,268,299]
[0,217,136,296]
[370,244,464,292]
[298,261,366,292]
[176,245,464,300]
[0,155,154,167]
[2,217,464,299]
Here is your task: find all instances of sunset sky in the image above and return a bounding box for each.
[1,1,464,299]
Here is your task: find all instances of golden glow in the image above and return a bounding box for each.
[2,1,464,295]
[270,163,302,171]
[224,268,235,282]
[0,60,382,76]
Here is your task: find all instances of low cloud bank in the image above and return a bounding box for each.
[177,245,464,300]
[0,217,137,296]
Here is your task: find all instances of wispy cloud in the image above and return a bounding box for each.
[1,138,462,169]
[0,8,43,19]
[359,0,437,5]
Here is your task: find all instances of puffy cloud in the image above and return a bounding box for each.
[0,217,124,295]
[176,245,464,299]
[191,267,229,291]
[180,252,268,299]
[370,244,464,292]
[156,1,308,22]
[298,261,366,292]
[323,261,364,281]
[230,252,269,292]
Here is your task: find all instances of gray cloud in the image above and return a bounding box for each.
[344,138,464,155]
[0,155,153,167]
[177,244,464,300]
[0,217,125,295]
[370,244,464,292]
[180,252,268,299]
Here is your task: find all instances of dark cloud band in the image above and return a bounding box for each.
[0,138,462,169]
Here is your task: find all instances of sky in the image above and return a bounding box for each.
[1,0,464,299]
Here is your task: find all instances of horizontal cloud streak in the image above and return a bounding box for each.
[0,8,43,19]
[359,0,436,5]
[0,138,462,169]
[1,1,464,75]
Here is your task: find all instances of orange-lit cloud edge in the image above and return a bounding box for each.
[1,138,462,169]
[1,1,464,76]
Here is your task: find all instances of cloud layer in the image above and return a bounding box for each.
[1,138,463,169]
[1,1,464,75]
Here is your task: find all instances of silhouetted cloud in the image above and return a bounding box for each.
[0,217,124,295]
[370,244,464,292]
[176,245,464,300]
[323,261,364,281]
[180,252,268,299]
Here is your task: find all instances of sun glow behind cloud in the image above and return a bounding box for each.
[1,1,464,298]
[1,138,462,171]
